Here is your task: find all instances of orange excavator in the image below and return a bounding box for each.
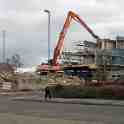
[38,11,99,73]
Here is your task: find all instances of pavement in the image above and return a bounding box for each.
[0,113,82,124]
[13,97,124,106]
[2,90,124,106]
[0,91,124,124]
[51,98,124,106]
[0,90,35,95]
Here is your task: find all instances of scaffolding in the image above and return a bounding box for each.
[61,40,96,65]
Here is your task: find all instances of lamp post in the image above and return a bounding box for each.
[44,9,51,66]
[2,30,6,63]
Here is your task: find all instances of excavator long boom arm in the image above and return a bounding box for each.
[52,11,99,65]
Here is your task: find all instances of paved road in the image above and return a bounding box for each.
[0,92,124,124]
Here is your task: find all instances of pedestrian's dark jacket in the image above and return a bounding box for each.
[45,86,52,99]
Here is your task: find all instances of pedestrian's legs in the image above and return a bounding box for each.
[44,88,48,101]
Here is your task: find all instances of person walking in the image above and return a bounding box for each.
[44,86,52,101]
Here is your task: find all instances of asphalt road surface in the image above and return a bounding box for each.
[0,91,124,124]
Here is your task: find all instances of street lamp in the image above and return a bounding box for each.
[44,9,51,65]
[2,30,6,63]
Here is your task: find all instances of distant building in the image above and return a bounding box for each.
[98,39,116,49]
[96,48,124,79]
[116,36,124,49]
[98,36,124,49]
[62,40,96,65]
[82,40,97,49]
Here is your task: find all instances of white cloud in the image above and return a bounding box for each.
[0,0,123,66]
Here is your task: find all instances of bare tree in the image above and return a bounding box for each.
[10,54,23,68]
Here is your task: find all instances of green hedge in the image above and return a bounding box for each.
[49,84,124,99]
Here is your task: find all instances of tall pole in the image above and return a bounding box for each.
[44,10,51,65]
[2,30,6,63]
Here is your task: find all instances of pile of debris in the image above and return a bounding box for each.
[47,73,84,86]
